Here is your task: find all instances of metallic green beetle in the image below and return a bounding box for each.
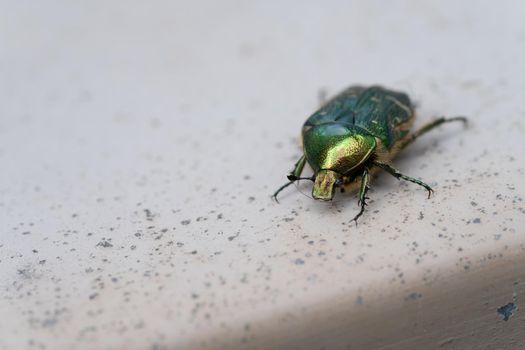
[272,85,466,222]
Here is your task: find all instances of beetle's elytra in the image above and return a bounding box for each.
[273,85,467,222]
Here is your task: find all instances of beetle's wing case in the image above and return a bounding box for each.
[302,86,366,132]
[352,86,414,150]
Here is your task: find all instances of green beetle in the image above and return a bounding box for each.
[273,85,466,222]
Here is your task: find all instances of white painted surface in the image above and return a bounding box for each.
[1,1,524,349]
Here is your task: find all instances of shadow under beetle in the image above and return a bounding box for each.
[272,85,467,222]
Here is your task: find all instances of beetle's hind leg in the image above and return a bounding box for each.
[373,161,434,198]
[272,155,309,202]
[401,116,467,149]
[351,167,370,224]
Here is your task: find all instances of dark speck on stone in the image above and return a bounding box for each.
[473,218,481,224]
[497,302,516,321]
[144,209,154,221]
[181,219,191,225]
[294,258,305,265]
[228,232,240,241]
[97,240,113,248]
[406,292,422,301]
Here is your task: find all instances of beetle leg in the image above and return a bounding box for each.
[272,155,307,202]
[289,155,307,180]
[272,181,296,203]
[351,167,370,224]
[373,161,434,198]
[401,116,467,149]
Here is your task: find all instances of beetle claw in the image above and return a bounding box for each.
[351,211,364,225]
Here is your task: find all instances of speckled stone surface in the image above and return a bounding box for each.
[1,1,524,349]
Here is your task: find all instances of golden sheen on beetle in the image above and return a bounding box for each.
[272,85,467,222]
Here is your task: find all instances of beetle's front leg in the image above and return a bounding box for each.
[272,155,308,202]
[351,167,370,223]
[288,155,307,181]
[373,161,434,198]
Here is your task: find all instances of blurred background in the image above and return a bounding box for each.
[1,1,524,349]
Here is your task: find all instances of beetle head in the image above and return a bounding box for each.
[312,169,340,201]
